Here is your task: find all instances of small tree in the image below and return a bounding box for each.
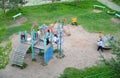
[51,0,55,9]
[0,0,8,20]
[0,0,25,20]
[0,27,12,69]
[9,0,24,10]
[74,0,80,7]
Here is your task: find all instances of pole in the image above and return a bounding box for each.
[43,38,47,65]
[58,20,65,58]
[31,30,35,60]
[31,40,35,59]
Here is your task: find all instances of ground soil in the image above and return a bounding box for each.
[9,17,28,28]
[0,25,113,78]
[92,9,102,13]
[111,17,120,24]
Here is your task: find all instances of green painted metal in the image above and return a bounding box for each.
[31,40,35,59]
[44,38,47,63]
[93,5,105,10]
[24,31,27,41]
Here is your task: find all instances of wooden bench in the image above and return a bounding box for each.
[115,13,120,18]
[93,5,105,10]
[13,13,22,20]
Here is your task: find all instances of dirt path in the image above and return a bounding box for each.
[0,25,113,78]
[9,17,27,28]
[24,0,72,6]
[98,0,120,11]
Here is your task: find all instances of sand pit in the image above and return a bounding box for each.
[0,25,113,78]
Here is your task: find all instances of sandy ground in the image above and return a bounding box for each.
[0,25,113,78]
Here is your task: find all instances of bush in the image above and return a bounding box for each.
[59,65,114,78]
[21,62,28,69]
[54,49,59,53]
[32,58,37,61]
[101,38,120,78]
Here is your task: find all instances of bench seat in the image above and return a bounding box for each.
[13,13,22,20]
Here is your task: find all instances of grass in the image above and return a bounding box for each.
[59,65,115,78]
[0,0,120,40]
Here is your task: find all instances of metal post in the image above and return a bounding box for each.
[57,20,65,58]
[19,32,21,43]
[25,31,27,41]
[44,38,47,65]
[31,40,35,59]
[57,20,60,52]
[59,31,62,56]
[31,30,35,60]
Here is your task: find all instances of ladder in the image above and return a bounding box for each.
[12,43,31,66]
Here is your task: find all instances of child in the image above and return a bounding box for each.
[37,29,41,40]
[53,34,59,44]
[21,32,25,40]
[97,40,103,52]
[99,32,103,41]
[46,30,50,45]
[71,17,77,26]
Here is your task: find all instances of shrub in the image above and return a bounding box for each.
[101,38,120,78]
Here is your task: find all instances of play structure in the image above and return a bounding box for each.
[97,32,114,50]
[12,20,65,67]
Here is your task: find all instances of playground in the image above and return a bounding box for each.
[0,24,113,78]
[0,0,120,78]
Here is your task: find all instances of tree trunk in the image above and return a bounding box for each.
[2,0,6,20]
[75,0,80,6]
[51,0,55,7]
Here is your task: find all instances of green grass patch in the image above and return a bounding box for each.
[59,65,115,78]
[0,0,119,40]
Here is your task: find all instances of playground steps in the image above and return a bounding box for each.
[12,43,31,66]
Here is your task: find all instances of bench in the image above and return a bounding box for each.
[115,13,120,18]
[107,11,116,15]
[13,13,22,20]
[93,5,105,10]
